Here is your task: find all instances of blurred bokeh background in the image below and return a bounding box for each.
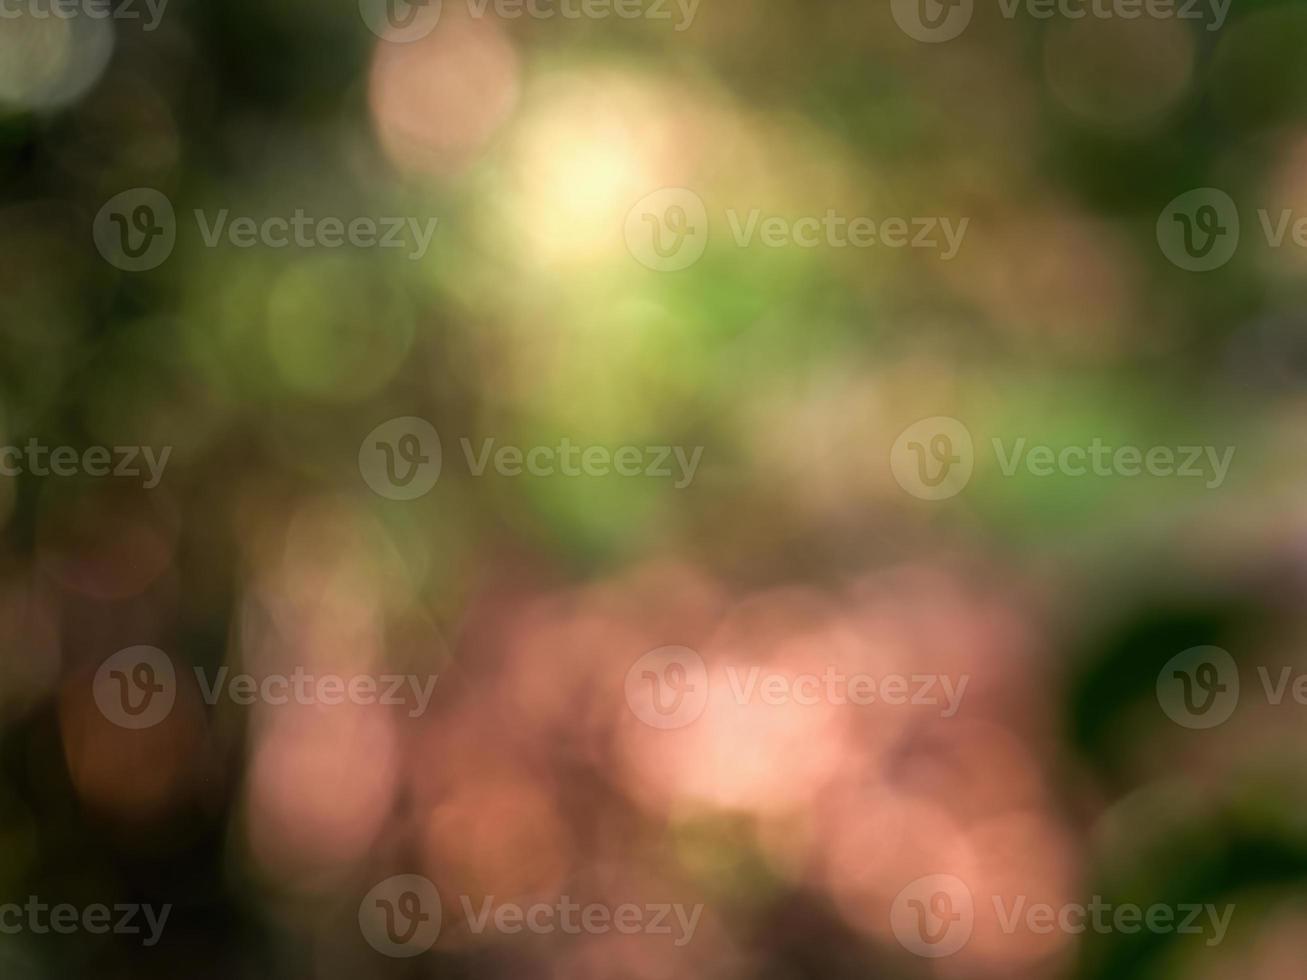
[4,0,1307,976]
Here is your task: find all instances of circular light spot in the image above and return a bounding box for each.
[0,12,113,112]
[1044,17,1194,130]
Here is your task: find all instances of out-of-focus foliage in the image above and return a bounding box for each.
[3,0,1307,978]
